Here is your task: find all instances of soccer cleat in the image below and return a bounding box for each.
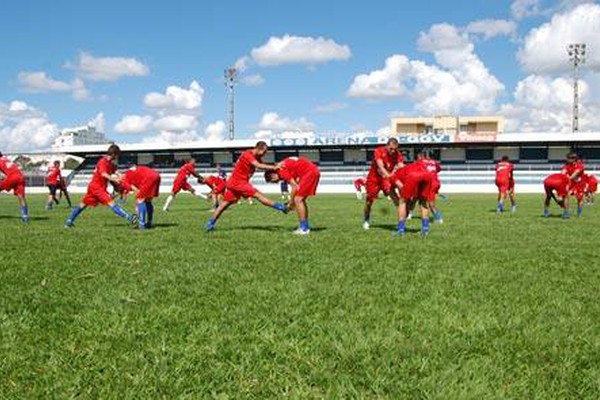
[407,212,413,220]
[543,210,550,218]
[562,210,571,219]
[392,230,405,237]
[64,220,74,228]
[511,205,517,213]
[420,231,429,238]
[205,219,215,232]
[362,221,370,230]
[21,216,29,223]
[129,214,138,226]
[293,228,310,235]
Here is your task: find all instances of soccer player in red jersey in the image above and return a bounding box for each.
[391,162,433,236]
[119,165,161,229]
[45,160,62,210]
[163,158,201,211]
[65,144,137,227]
[353,177,366,200]
[543,173,572,218]
[561,153,585,216]
[0,151,29,222]
[205,141,288,231]
[416,151,443,223]
[264,156,321,235]
[58,175,72,208]
[198,175,226,209]
[584,174,597,205]
[363,138,404,230]
[495,155,516,213]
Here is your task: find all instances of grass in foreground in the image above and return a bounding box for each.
[1,193,600,398]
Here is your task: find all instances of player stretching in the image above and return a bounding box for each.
[363,138,403,230]
[584,174,597,205]
[45,160,62,210]
[58,175,72,208]
[416,151,443,223]
[205,141,288,231]
[120,165,161,229]
[353,177,366,200]
[391,162,433,236]
[495,156,516,213]
[0,152,29,222]
[198,175,226,209]
[562,153,585,216]
[264,156,321,235]
[163,158,202,211]
[65,144,136,227]
[543,173,572,218]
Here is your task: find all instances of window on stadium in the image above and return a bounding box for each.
[576,147,600,161]
[192,152,213,166]
[519,147,548,161]
[466,148,493,162]
[319,149,344,164]
[275,150,298,162]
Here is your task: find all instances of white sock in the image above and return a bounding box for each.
[163,195,174,211]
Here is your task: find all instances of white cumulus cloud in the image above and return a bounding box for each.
[518,3,600,73]
[511,0,541,20]
[114,115,153,134]
[0,101,59,152]
[17,71,90,101]
[66,52,149,82]
[250,35,351,67]
[144,81,204,111]
[465,19,517,40]
[253,112,315,139]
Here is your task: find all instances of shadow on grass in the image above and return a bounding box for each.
[0,215,50,221]
[372,224,419,233]
[148,223,179,229]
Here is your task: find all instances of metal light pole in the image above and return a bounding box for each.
[567,43,586,133]
[224,67,238,140]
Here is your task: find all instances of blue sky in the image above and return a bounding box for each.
[1,0,599,150]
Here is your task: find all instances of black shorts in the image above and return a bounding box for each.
[47,184,58,196]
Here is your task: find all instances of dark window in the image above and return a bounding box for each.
[118,152,138,167]
[193,152,213,165]
[275,150,298,162]
[519,147,548,160]
[319,149,344,163]
[576,147,600,160]
[153,153,175,167]
[466,148,493,161]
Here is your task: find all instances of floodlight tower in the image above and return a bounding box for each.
[567,43,586,133]
[224,67,238,140]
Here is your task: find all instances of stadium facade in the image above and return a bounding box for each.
[8,115,600,194]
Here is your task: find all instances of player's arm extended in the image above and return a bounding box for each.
[376,159,391,179]
[251,160,279,171]
[102,172,121,184]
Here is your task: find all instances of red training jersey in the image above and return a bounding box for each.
[122,166,158,189]
[46,166,61,185]
[204,175,225,189]
[368,146,402,179]
[175,162,196,181]
[229,150,258,183]
[88,156,116,190]
[417,158,441,176]
[563,161,585,183]
[0,157,22,177]
[277,157,319,182]
[495,161,514,182]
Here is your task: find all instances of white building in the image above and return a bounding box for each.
[52,125,108,151]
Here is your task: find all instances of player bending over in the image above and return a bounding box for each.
[163,158,202,211]
[363,138,404,230]
[391,162,433,237]
[584,174,597,205]
[495,156,516,213]
[205,141,288,231]
[543,173,572,218]
[45,160,62,210]
[120,165,161,229]
[198,175,226,209]
[562,153,585,216]
[353,177,366,200]
[0,152,29,222]
[264,156,321,235]
[65,144,137,227]
[416,150,443,223]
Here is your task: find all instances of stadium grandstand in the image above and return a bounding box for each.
[7,115,600,194]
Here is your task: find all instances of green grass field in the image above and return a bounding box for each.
[1,193,600,398]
